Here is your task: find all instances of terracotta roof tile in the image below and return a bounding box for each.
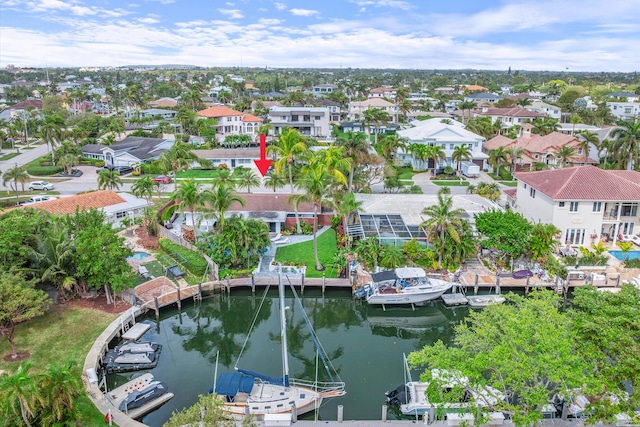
[197,105,243,118]
[24,190,126,215]
[241,113,263,122]
[515,166,640,200]
[483,135,514,150]
[229,194,315,213]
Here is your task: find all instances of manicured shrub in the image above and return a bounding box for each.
[27,165,63,176]
[158,238,208,277]
[95,160,105,167]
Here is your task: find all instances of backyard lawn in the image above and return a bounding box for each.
[275,228,339,278]
[0,305,118,425]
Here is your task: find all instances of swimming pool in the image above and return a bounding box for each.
[609,250,640,261]
[127,251,151,261]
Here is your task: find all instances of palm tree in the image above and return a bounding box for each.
[377,133,407,159]
[0,362,43,427]
[529,117,559,136]
[488,147,508,174]
[425,144,447,175]
[336,131,369,191]
[2,166,29,204]
[569,114,582,135]
[268,128,307,233]
[335,191,363,230]
[28,220,78,301]
[408,143,428,171]
[609,119,640,170]
[236,167,260,193]
[420,189,466,267]
[39,114,64,164]
[362,107,389,144]
[264,169,287,192]
[451,144,472,174]
[38,362,82,425]
[97,170,122,190]
[290,163,333,271]
[458,100,477,123]
[158,140,203,190]
[505,146,526,174]
[314,145,352,189]
[515,98,533,107]
[171,178,210,241]
[131,176,154,203]
[555,146,576,168]
[398,99,412,122]
[575,130,600,164]
[380,245,404,269]
[205,182,245,232]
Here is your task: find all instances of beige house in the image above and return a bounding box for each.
[509,166,640,247]
[348,98,398,122]
[197,106,263,142]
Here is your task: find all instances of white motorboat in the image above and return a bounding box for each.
[107,373,174,419]
[387,355,504,417]
[214,267,345,419]
[356,267,454,307]
[466,295,506,308]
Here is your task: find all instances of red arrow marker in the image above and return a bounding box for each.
[254,134,273,177]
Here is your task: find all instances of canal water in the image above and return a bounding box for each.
[107,288,471,427]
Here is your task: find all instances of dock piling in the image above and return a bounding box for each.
[153,296,159,317]
[382,405,387,421]
[226,277,230,294]
[251,274,255,294]
[322,274,326,294]
[337,405,343,423]
[291,403,297,422]
[176,287,181,310]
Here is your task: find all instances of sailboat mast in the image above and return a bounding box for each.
[278,267,290,387]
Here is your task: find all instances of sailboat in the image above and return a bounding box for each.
[213,267,346,419]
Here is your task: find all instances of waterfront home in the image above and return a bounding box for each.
[508,166,640,247]
[81,136,173,167]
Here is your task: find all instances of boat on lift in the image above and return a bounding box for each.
[107,373,174,419]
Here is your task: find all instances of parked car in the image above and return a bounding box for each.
[28,181,54,191]
[98,165,133,175]
[152,175,172,184]
[19,196,58,206]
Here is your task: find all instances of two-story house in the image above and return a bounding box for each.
[473,107,546,129]
[483,125,592,170]
[348,98,398,123]
[396,118,488,172]
[510,166,640,247]
[197,105,263,142]
[368,87,397,99]
[312,84,338,98]
[268,106,331,137]
[525,99,562,120]
[464,92,504,105]
[607,102,640,120]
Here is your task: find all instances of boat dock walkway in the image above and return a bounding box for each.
[247,419,614,427]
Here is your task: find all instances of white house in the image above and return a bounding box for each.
[193,148,260,171]
[510,166,640,247]
[197,105,263,142]
[348,98,398,122]
[607,102,640,120]
[368,87,397,99]
[268,106,331,137]
[464,92,504,104]
[312,84,338,98]
[81,137,173,167]
[473,107,546,128]
[526,99,562,120]
[396,118,488,171]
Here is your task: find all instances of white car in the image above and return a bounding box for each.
[19,196,58,206]
[28,181,55,191]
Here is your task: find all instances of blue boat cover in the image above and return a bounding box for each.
[215,373,255,397]
[238,368,288,387]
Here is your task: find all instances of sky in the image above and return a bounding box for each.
[1,0,639,72]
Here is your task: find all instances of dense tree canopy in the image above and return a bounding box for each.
[474,209,532,264]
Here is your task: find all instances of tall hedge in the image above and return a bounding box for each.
[158,238,208,277]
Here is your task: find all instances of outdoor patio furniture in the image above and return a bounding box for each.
[139,265,152,279]
[270,233,282,242]
[167,264,185,278]
[512,269,534,279]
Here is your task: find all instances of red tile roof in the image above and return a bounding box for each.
[198,105,243,118]
[242,113,263,123]
[515,166,640,200]
[23,190,126,215]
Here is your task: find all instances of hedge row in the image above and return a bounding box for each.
[158,238,208,277]
[26,165,64,176]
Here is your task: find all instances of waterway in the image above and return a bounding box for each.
[106,288,471,427]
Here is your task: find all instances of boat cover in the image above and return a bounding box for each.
[215,372,255,397]
[395,267,426,279]
[371,270,396,283]
[238,368,288,387]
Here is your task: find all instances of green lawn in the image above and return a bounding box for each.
[0,305,118,425]
[176,169,220,178]
[396,167,419,180]
[275,228,339,278]
[500,181,518,187]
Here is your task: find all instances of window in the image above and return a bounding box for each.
[474,142,478,148]
[621,203,638,217]
[303,115,310,121]
[524,184,527,189]
[559,201,565,207]
[291,115,298,122]
[441,144,446,148]
[530,188,536,198]
[570,202,579,212]
[449,144,454,150]
[116,212,127,219]
[565,228,586,245]
[314,116,321,120]
[592,202,602,212]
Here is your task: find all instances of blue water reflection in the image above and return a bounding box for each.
[106,288,469,426]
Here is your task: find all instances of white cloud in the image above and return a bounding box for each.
[274,2,286,11]
[138,17,160,24]
[258,18,284,25]
[290,8,319,17]
[145,0,175,4]
[217,8,244,19]
[351,0,412,10]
